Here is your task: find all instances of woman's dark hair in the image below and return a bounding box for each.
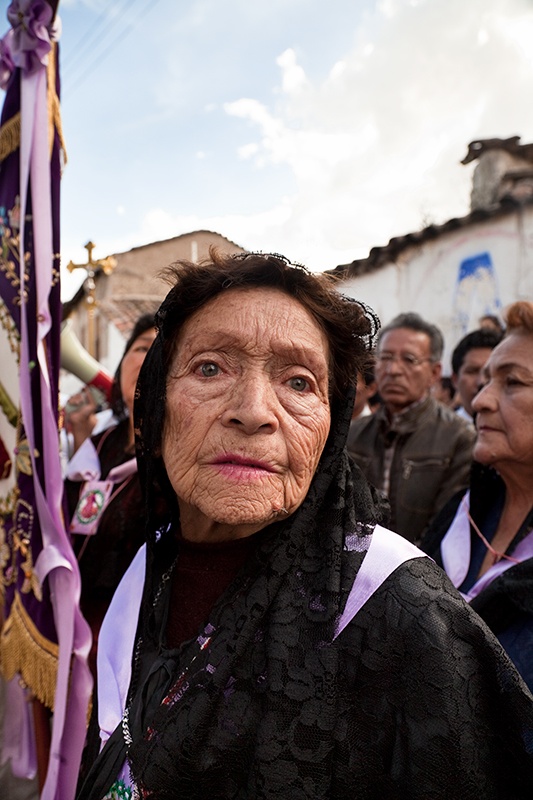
[134,249,379,515]
[154,249,378,399]
[110,312,156,420]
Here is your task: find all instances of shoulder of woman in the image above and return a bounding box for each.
[338,555,480,653]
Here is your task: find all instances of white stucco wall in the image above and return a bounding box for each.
[338,207,533,371]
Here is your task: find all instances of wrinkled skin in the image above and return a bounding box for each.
[162,287,331,542]
[472,332,533,484]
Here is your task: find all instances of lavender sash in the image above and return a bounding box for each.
[97,526,426,747]
[334,525,426,639]
[97,544,146,750]
[440,491,533,602]
[66,438,137,484]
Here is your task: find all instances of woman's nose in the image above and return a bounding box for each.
[471,381,496,413]
[220,374,280,434]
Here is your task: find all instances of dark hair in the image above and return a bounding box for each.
[110,313,156,420]
[479,313,505,334]
[438,376,455,401]
[154,249,378,401]
[378,312,444,361]
[135,250,379,496]
[361,361,376,387]
[451,328,503,375]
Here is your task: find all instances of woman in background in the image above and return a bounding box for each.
[64,313,158,679]
[422,300,533,691]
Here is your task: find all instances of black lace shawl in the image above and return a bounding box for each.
[77,327,533,799]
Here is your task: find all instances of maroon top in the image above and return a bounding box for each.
[166,531,264,648]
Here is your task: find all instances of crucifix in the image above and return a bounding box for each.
[66,241,116,358]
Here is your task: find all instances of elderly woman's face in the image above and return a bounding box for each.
[162,287,331,541]
[472,332,533,476]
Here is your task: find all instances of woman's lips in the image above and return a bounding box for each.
[210,453,278,479]
[476,424,501,435]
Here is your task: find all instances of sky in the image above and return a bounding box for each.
[5,0,533,299]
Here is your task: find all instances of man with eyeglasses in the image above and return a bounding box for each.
[347,312,476,545]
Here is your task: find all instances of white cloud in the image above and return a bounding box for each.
[212,0,533,268]
[60,0,533,285]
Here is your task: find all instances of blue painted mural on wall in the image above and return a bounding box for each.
[452,251,502,336]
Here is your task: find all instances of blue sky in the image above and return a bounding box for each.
[5,0,533,298]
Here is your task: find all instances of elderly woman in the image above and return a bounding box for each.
[77,253,533,800]
[422,300,533,691]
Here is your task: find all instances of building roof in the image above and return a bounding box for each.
[460,135,533,165]
[329,194,533,280]
[330,136,533,280]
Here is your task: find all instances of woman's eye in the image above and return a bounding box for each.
[199,362,219,378]
[288,376,309,392]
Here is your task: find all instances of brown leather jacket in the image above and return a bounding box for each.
[347,396,476,544]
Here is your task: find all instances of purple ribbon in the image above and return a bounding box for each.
[7,0,52,75]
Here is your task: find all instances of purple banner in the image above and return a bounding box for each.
[0,4,92,799]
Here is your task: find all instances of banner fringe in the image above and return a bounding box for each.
[0,592,58,710]
[0,113,21,164]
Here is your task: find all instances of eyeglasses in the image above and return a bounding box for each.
[376,352,434,369]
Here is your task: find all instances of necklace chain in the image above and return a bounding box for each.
[462,497,521,566]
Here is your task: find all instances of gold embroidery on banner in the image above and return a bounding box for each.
[0,379,18,427]
[0,486,18,518]
[0,298,20,358]
[0,200,30,308]
[0,497,41,604]
[0,517,10,598]
[13,438,39,477]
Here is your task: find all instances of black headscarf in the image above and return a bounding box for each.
[120,257,384,798]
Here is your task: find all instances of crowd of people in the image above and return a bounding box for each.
[5,249,533,798]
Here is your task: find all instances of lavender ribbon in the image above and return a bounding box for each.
[7,0,52,75]
[18,57,92,800]
[440,491,533,602]
[440,491,471,588]
[66,436,138,484]
[334,525,426,640]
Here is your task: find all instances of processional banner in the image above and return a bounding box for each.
[0,2,92,798]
